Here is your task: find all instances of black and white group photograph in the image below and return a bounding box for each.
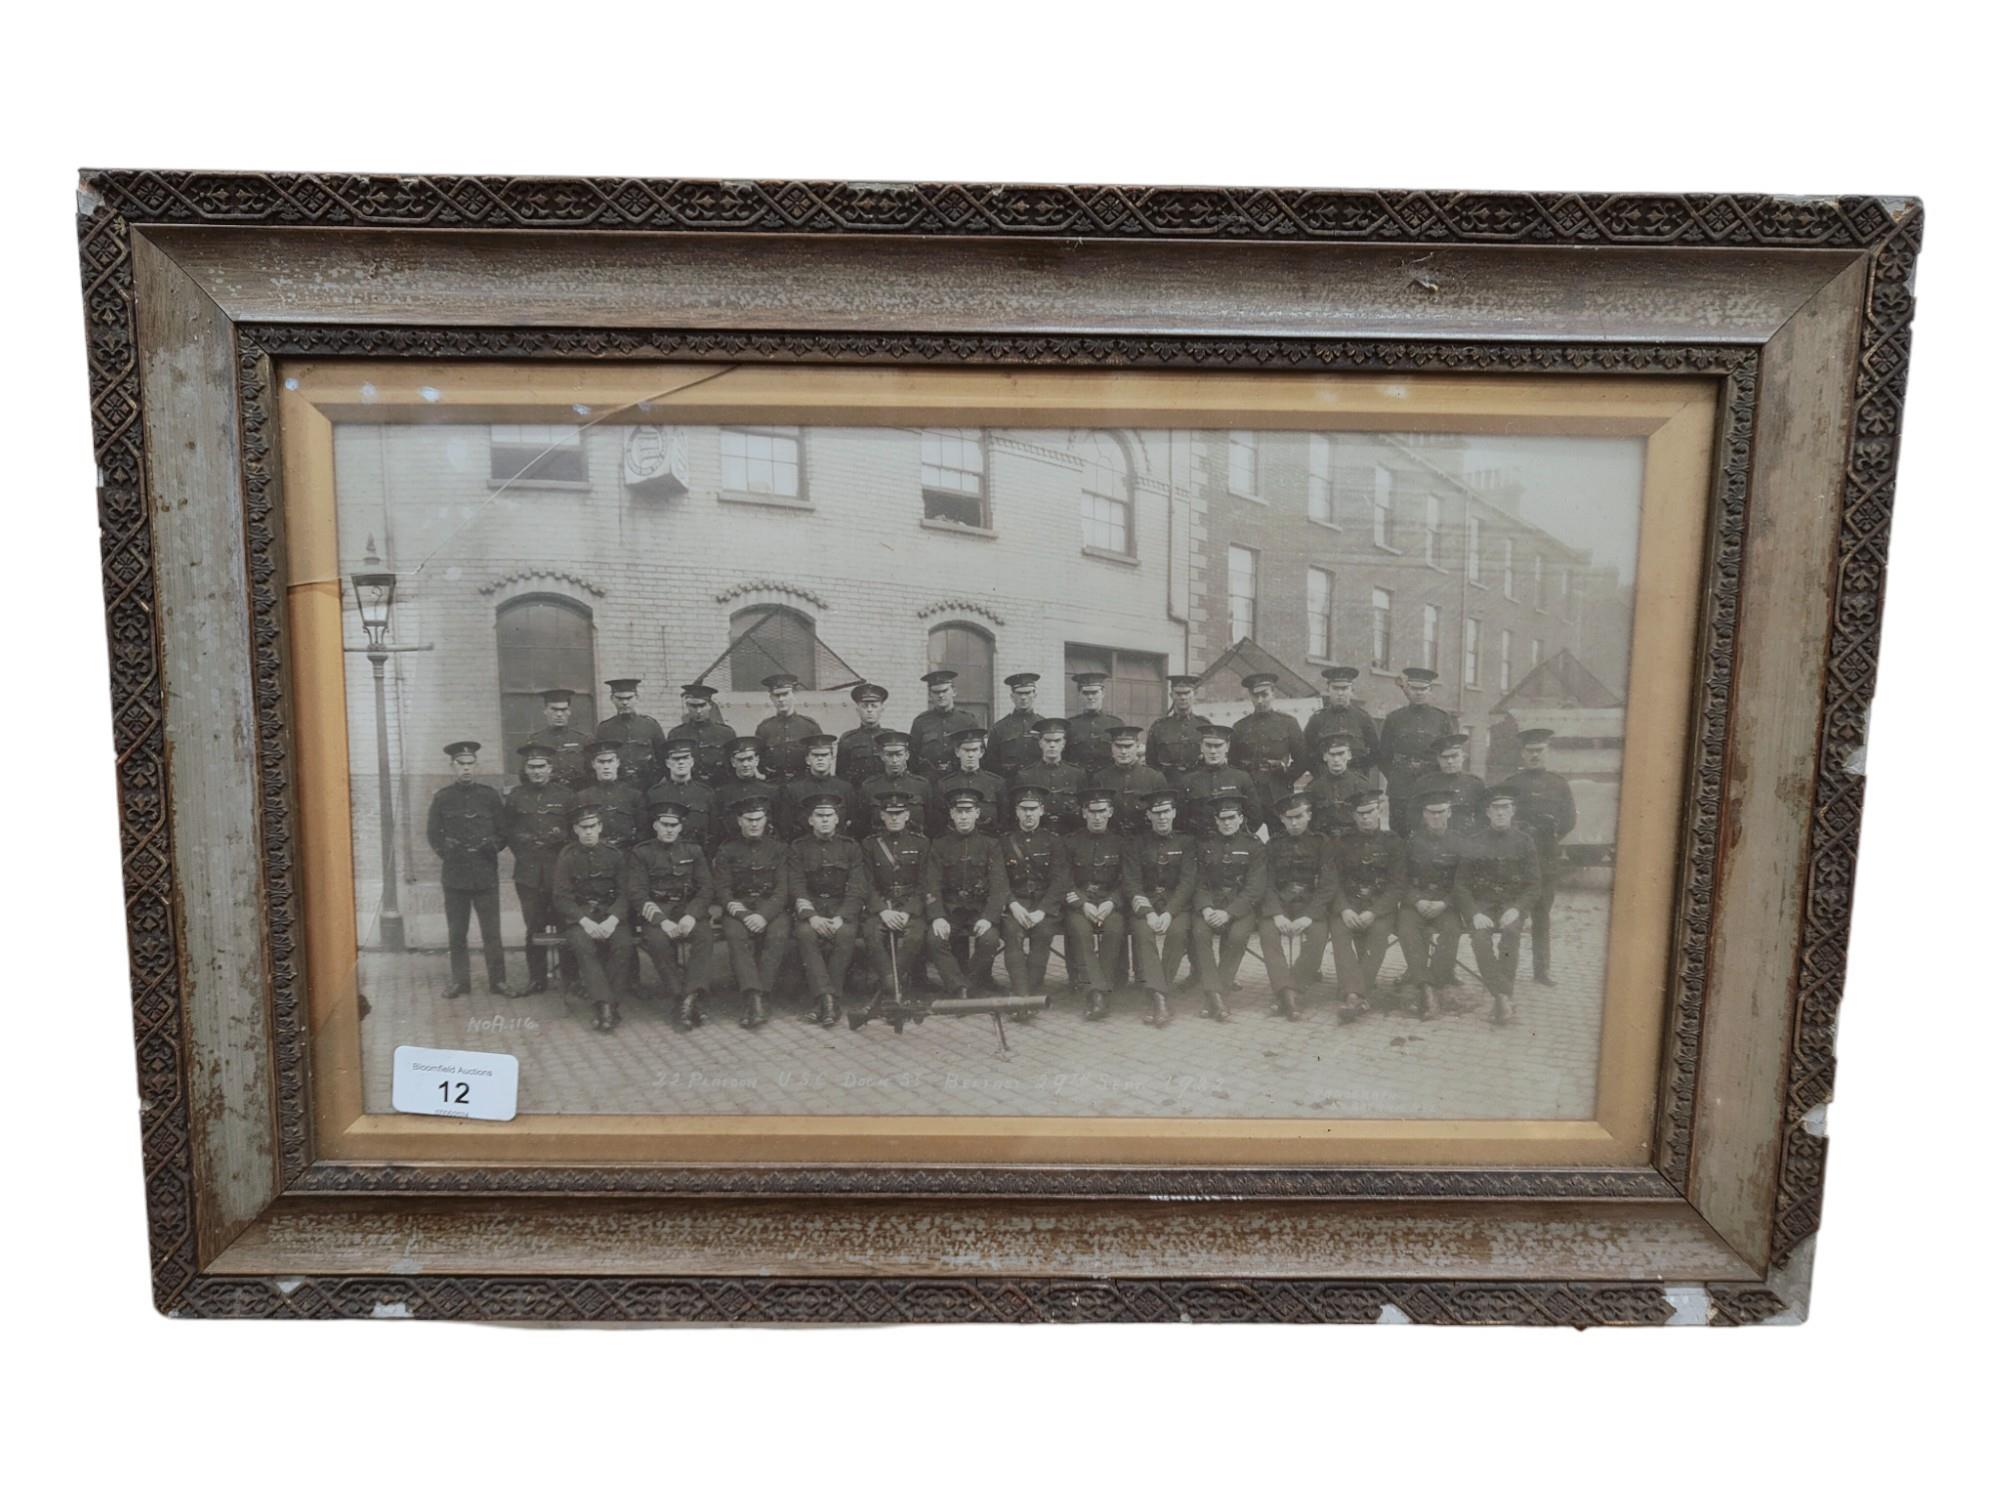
[335,413,1643,1121]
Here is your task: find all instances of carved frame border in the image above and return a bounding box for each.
[76,174,1921,1322]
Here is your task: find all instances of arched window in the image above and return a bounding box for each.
[1077,432,1134,556]
[928,622,994,727]
[729,605,819,691]
[496,595,596,749]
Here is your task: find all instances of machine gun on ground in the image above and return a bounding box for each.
[848,929,1048,1050]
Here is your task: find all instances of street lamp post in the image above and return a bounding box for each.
[347,537,431,952]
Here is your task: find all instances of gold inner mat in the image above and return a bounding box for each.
[279,363,1717,1168]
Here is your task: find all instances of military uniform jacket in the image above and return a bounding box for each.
[552,841,627,924]
[1065,829,1127,905]
[593,710,668,787]
[1379,703,1458,786]
[674,719,738,786]
[1407,770,1485,837]
[1300,767,1376,837]
[1261,830,1337,916]
[778,772,858,840]
[755,712,824,782]
[861,828,930,909]
[1454,826,1541,918]
[789,833,865,924]
[1332,829,1406,918]
[1063,709,1125,772]
[427,781,507,891]
[986,708,1043,778]
[1144,711,1212,779]
[909,706,980,777]
[623,839,714,920]
[932,768,1008,836]
[998,827,1070,911]
[1012,761,1087,833]
[1303,704,1382,776]
[1175,764,1265,835]
[835,726,887,788]
[1125,831,1197,916]
[528,725,594,788]
[859,771,933,834]
[925,831,1008,922]
[503,780,571,887]
[1087,762,1170,836]
[1232,707,1308,781]
[1403,828,1462,904]
[1501,767,1577,855]
[1194,832,1267,918]
[644,776,720,854]
[568,780,646,849]
[712,836,790,922]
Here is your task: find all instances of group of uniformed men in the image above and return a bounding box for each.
[425,663,1577,1033]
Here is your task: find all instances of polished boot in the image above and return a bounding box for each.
[1146,992,1170,1027]
[1085,990,1109,1022]
[676,992,699,1031]
[742,991,769,1029]
[593,1000,616,1032]
[1277,988,1302,1022]
[1201,990,1232,1021]
[821,994,842,1028]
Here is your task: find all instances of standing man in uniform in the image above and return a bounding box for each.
[1456,786,1541,1025]
[721,735,772,800]
[932,726,1008,837]
[997,784,1069,1000]
[676,683,737,786]
[1408,732,1484,838]
[1303,666,1381,781]
[1145,674,1211,784]
[1190,794,1266,1021]
[712,789,790,1029]
[1501,727,1577,986]
[647,734,719,854]
[777,733,856,840]
[1177,724,1263,837]
[529,687,593,789]
[625,800,715,1030]
[426,741,512,1000]
[1064,792,1128,1021]
[594,677,668,789]
[789,790,864,1026]
[1379,667,1458,833]
[924,788,1008,999]
[1124,790,1197,1027]
[857,790,931,1016]
[910,668,981,779]
[1300,731,1375,838]
[859,729,932,835]
[568,741,646,849]
[1231,671,1309,819]
[1396,785,1465,1020]
[1258,790,1339,1020]
[504,742,573,994]
[755,672,822,783]
[1014,718,1087,834]
[987,672,1045,779]
[1064,670,1124,773]
[1089,724,1169,836]
[837,683,891,787]
[550,807,634,1032]
[1329,788,1406,1022]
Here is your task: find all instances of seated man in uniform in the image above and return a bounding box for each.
[1329,788,1407,1023]
[1257,790,1339,1021]
[857,790,931,1019]
[788,790,864,1027]
[1396,785,1465,1020]
[1190,794,1266,1021]
[550,807,635,1033]
[1063,791,1127,1021]
[625,800,716,1030]
[1124,790,1197,1027]
[1455,786,1541,1026]
[997,783,1069,1001]
[924,788,1008,999]
[712,790,790,1029]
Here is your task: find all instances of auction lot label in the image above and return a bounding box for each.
[391,1045,520,1121]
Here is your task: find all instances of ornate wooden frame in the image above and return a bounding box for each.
[76,172,1920,1325]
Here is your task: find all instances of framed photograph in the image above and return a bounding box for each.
[76,172,1921,1324]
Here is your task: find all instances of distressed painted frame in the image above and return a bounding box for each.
[75,173,1921,1324]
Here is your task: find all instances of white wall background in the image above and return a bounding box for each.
[8,5,1988,1493]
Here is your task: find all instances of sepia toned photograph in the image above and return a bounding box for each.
[299,363,1681,1133]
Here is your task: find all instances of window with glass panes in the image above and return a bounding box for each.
[1307,435,1334,524]
[1064,645,1166,722]
[1500,627,1514,690]
[1228,545,1258,642]
[1425,495,1441,565]
[920,428,987,527]
[1502,537,1516,599]
[1307,567,1334,659]
[1371,467,1394,547]
[496,596,596,748]
[490,424,585,484]
[1422,603,1441,671]
[1079,434,1133,554]
[1463,616,1482,686]
[1468,515,1484,584]
[1227,431,1260,496]
[1370,588,1393,669]
[721,427,802,498]
[928,622,994,726]
[728,605,818,691]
